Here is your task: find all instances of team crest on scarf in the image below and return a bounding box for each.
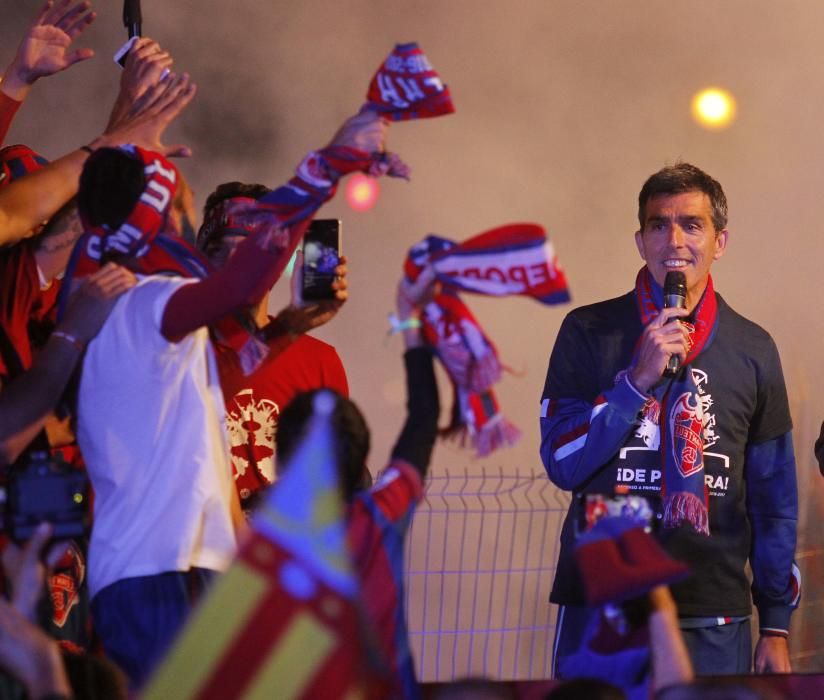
[633,267,717,536]
[669,392,705,478]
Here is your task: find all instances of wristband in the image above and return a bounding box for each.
[387,312,421,335]
[759,628,789,638]
[52,330,85,351]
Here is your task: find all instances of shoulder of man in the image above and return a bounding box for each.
[563,290,637,327]
[714,293,781,350]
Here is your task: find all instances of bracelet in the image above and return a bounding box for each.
[52,330,85,351]
[387,313,421,335]
[759,629,789,638]
[80,144,95,155]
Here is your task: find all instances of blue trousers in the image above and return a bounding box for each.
[554,605,752,681]
[680,620,752,675]
[91,568,216,689]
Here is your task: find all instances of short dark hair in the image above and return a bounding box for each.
[275,390,371,503]
[202,181,271,218]
[77,148,145,229]
[637,162,727,232]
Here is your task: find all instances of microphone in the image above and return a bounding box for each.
[123,0,142,38]
[663,271,687,377]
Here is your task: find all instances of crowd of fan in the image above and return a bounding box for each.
[0,3,789,699]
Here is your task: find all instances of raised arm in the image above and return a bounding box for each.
[0,71,194,247]
[390,267,440,477]
[0,0,96,142]
[0,263,135,465]
[161,111,395,341]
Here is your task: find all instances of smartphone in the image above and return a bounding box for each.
[574,492,661,538]
[302,219,341,301]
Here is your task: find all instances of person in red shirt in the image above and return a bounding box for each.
[198,182,349,513]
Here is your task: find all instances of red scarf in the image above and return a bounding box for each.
[633,267,719,535]
[405,224,569,456]
[364,42,455,121]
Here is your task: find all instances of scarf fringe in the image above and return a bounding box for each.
[441,415,521,458]
[473,415,521,457]
[662,491,710,535]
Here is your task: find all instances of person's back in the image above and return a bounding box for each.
[77,273,236,599]
[70,146,241,688]
[275,268,440,699]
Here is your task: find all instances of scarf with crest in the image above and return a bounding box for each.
[405,223,569,456]
[633,267,718,535]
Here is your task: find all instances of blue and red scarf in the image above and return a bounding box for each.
[59,146,273,372]
[633,267,718,535]
[61,142,407,373]
[0,144,48,188]
[364,42,454,121]
[405,223,569,456]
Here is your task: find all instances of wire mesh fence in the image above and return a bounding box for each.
[405,468,570,682]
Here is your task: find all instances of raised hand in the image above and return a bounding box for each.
[279,250,348,334]
[106,37,174,131]
[62,262,137,344]
[97,72,197,158]
[1,0,96,101]
[329,110,411,178]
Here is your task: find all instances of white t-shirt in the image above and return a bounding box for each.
[77,275,237,598]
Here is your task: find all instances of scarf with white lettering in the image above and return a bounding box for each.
[634,267,718,535]
[405,224,569,456]
[364,42,454,121]
[62,143,406,373]
[59,146,271,373]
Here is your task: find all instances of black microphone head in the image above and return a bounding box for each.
[663,270,687,297]
[123,0,142,27]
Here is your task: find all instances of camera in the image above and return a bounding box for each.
[4,451,89,543]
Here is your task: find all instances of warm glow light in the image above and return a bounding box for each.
[691,87,736,130]
[345,173,380,212]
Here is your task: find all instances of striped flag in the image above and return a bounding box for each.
[144,392,387,699]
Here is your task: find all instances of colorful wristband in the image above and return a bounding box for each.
[387,312,421,335]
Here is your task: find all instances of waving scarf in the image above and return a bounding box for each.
[62,142,405,373]
[633,267,718,535]
[364,42,455,121]
[405,223,569,456]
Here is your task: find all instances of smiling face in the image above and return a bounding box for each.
[635,190,728,310]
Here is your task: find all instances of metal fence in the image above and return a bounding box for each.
[405,466,824,680]
[405,468,569,682]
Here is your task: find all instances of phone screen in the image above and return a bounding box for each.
[574,493,661,538]
[302,219,341,301]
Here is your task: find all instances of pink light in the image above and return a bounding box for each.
[345,173,380,212]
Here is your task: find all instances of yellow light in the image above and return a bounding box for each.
[691,87,736,130]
